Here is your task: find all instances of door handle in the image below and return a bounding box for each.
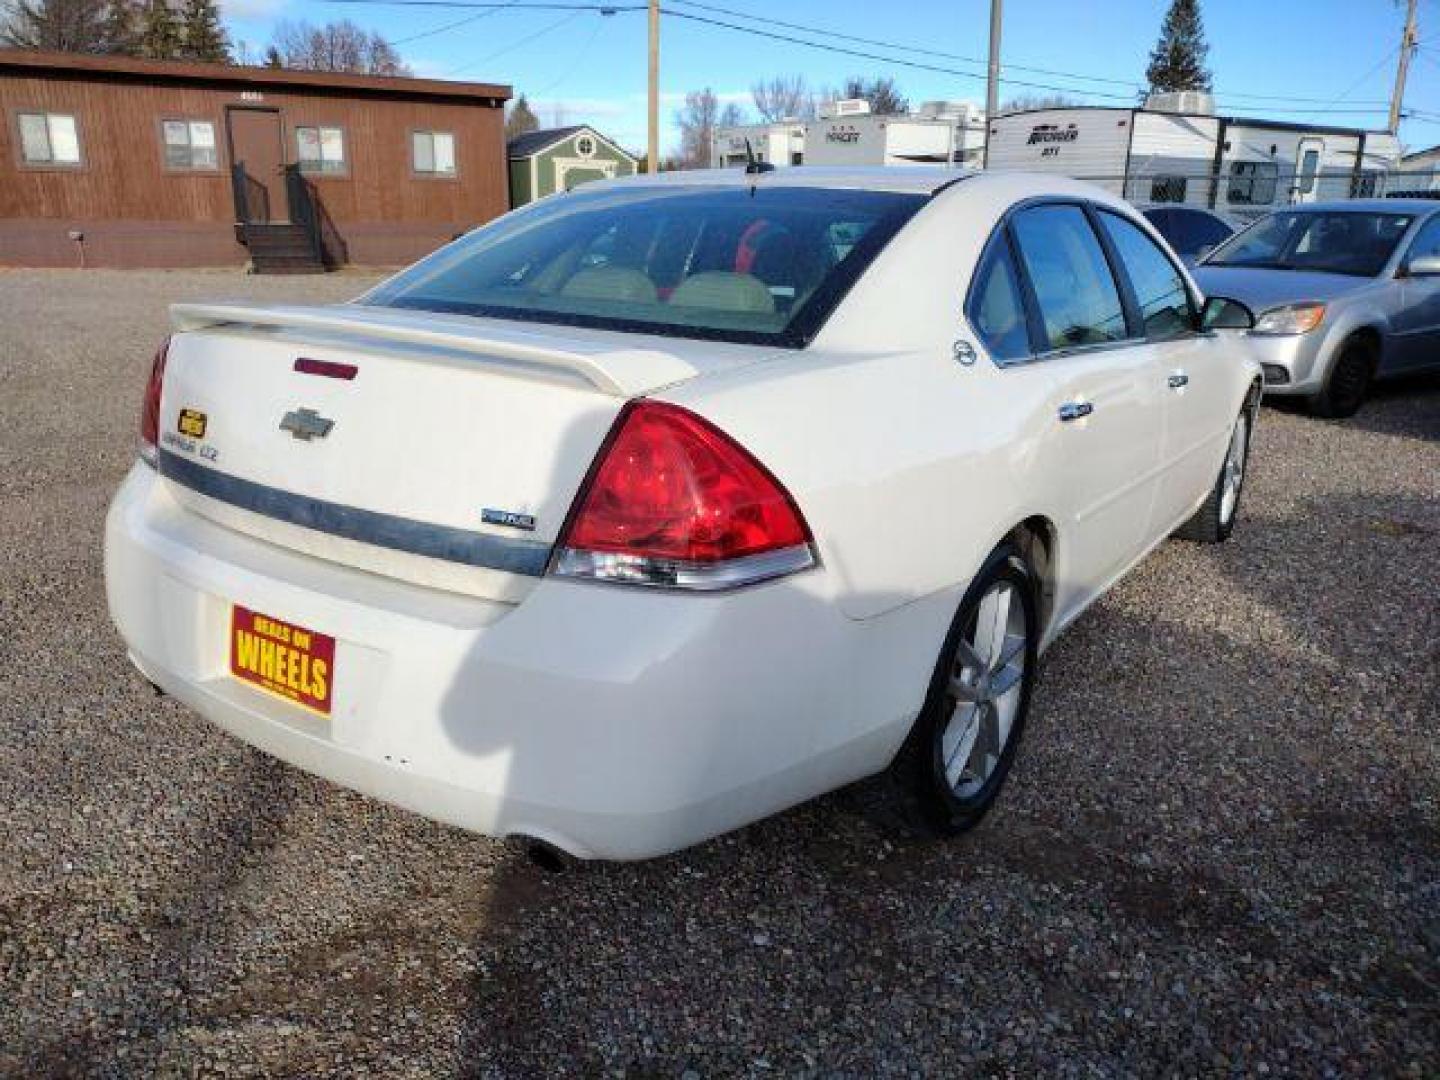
[1058,401,1093,422]
[1168,372,1190,389]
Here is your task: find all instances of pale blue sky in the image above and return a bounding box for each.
[219,0,1440,155]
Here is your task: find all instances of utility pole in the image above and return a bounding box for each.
[1389,0,1418,134]
[647,0,660,173]
[983,0,1002,167]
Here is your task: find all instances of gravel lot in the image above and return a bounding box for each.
[1,268,1437,1077]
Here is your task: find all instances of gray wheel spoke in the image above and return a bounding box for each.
[990,658,1024,699]
[948,672,981,703]
[953,637,985,674]
[993,632,1025,674]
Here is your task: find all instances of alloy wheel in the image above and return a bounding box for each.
[940,581,1030,799]
[1219,412,1248,526]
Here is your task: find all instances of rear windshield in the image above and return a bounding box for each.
[363,184,927,347]
[1204,210,1413,277]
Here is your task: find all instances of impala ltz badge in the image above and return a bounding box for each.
[280,407,334,441]
[482,508,536,532]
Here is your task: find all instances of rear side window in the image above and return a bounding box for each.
[1010,205,1127,350]
[1098,212,1194,341]
[967,239,1031,362]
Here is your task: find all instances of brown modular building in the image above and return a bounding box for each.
[0,49,511,270]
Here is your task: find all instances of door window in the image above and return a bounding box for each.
[966,237,1031,362]
[1098,211,1195,341]
[1404,216,1440,264]
[1297,148,1320,194]
[1010,205,1128,350]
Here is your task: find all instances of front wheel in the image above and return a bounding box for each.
[1175,403,1252,544]
[1306,338,1374,419]
[871,543,1039,837]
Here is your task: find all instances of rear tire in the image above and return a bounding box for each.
[1175,400,1253,544]
[1306,338,1374,419]
[862,543,1039,838]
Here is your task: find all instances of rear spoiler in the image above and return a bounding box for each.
[169,302,698,397]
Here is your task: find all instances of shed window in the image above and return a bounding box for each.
[18,112,81,165]
[1228,161,1279,206]
[296,125,345,173]
[575,134,596,158]
[412,130,456,175]
[162,119,218,170]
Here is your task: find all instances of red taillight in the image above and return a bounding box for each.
[553,401,814,589]
[138,337,171,467]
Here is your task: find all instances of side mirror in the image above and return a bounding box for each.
[1199,295,1256,332]
[1404,253,1440,277]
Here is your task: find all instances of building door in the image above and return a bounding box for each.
[227,108,288,223]
[1293,137,1324,203]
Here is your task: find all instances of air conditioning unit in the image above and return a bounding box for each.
[820,98,872,119]
[1144,90,1216,116]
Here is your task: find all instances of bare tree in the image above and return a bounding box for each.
[841,75,908,115]
[2,0,110,51]
[674,87,720,169]
[269,19,411,76]
[998,93,1081,115]
[751,74,816,122]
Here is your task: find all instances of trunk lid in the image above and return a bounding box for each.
[155,303,760,601]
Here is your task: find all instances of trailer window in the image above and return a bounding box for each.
[1297,150,1320,195]
[1149,176,1187,204]
[1228,161,1279,206]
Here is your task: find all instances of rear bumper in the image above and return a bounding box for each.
[105,464,941,859]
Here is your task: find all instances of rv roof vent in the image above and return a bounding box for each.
[820,98,872,119]
[1144,90,1216,116]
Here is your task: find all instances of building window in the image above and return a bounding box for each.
[1228,161,1279,206]
[162,119,218,170]
[18,111,81,166]
[1149,176,1187,203]
[412,130,456,176]
[296,125,345,174]
[575,134,596,158]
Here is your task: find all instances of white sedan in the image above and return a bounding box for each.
[106,168,1261,860]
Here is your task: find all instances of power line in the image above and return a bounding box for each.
[391,0,522,45]
[446,9,586,74]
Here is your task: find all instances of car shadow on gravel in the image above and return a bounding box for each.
[450,562,1439,1074]
[16,747,301,1076]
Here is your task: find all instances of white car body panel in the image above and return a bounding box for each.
[106,168,1260,859]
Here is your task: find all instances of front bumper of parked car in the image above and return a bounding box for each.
[1242,330,1332,395]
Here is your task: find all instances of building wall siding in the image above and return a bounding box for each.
[0,67,507,267]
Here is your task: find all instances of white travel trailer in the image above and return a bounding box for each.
[985,93,1401,219]
[804,99,987,168]
[711,121,807,169]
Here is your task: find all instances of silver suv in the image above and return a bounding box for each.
[1194,199,1440,417]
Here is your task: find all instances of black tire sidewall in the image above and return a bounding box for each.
[906,544,1039,833]
[1317,341,1374,418]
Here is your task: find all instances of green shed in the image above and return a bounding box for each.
[507,125,638,207]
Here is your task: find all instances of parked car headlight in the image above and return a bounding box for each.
[1252,302,1326,335]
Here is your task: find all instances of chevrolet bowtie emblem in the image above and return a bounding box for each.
[279,407,334,441]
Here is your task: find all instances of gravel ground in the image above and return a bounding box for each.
[1,268,1437,1077]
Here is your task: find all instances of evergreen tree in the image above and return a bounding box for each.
[505,94,540,140]
[180,0,228,61]
[102,0,137,53]
[1145,0,1212,94]
[137,0,181,58]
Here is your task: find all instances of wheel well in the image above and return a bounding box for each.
[1346,326,1382,366]
[1006,516,1057,639]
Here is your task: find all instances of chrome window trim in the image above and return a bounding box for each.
[158,448,551,576]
